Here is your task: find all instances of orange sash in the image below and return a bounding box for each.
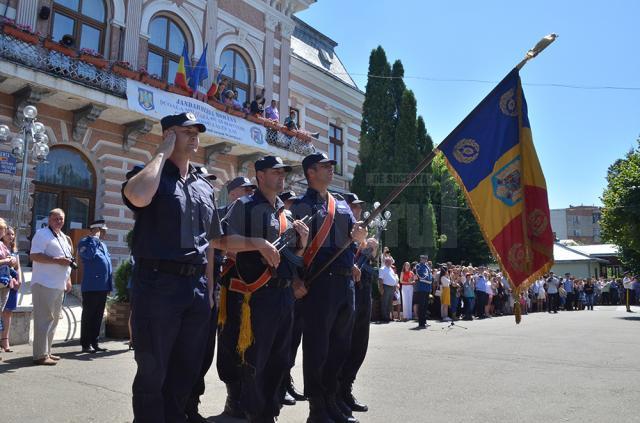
[229,211,288,294]
[303,193,336,268]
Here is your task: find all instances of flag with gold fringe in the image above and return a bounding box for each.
[437,68,554,322]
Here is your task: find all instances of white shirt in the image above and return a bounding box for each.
[623,277,634,289]
[379,265,398,287]
[30,227,72,290]
[440,275,450,287]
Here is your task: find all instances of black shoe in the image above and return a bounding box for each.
[335,396,353,417]
[306,395,333,423]
[223,383,244,418]
[341,385,368,413]
[81,346,96,354]
[282,390,296,406]
[325,394,358,423]
[186,411,209,423]
[288,376,307,401]
[91,344,108,352]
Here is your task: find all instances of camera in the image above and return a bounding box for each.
[70,257,79,270]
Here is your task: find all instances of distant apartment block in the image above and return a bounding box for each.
[550,205,602,244]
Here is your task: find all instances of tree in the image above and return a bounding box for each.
[600,139,640,272]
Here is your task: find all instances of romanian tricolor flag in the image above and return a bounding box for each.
[438,69,554,300]
[174,43,192,94]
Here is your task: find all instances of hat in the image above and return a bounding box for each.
[198,167,217,181]
[302,152,336,172]
[160,112,206,133]
[89,219,108,230]
[278,191,297,202]
[343,193,365,205]
[255,156,292,172]
[226,176,257,193]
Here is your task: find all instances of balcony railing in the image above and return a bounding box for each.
[0,26,316,157]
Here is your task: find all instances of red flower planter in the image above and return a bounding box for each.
[79,53,107,69]
[3,25,39,44]
[140,74,168,90]
[112,64,140,80]
[43,39,76,57]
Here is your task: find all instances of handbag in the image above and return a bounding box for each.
[435,289,441,297]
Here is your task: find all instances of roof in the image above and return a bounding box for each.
[566,244,619,257]
[553,243,608,263]
[290,16,359,90]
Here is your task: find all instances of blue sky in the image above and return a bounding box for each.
[298,0,640,209]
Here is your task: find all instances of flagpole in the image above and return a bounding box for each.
[304,34,558,287]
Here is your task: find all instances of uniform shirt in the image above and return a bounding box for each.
[623,276,633,290]
[290,188,356,272]
[221,189,299,280]
[355,248,376,284]
[30,227,73,290]
[78,235,113,292]
[122,160,223,265]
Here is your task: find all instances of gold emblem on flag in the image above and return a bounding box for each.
[508,243,531,273]
[453,138,480,164]
[527,209,548,237]
[499,88,517,116]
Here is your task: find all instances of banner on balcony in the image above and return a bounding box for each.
[126,80,267,148]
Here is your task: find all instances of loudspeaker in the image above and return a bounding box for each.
[39,6,51,20]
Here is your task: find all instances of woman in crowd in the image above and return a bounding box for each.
[439,267,451,322]
[462,272,475,320]
[1,226,20,353]
[584,278,595,310]
[449,268,462,320]
[399,262,415,322]
[485,276,494,317]
[536,278,546,312]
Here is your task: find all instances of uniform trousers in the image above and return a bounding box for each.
[130,266,210,423]
[287,299,304,379]
[185,302,217,416]
[303,273,355,397]
[339,279,371,387]
[241,285,294,417]
[31,283,64,360]
[80,290,109,349]
[216,289,243,385]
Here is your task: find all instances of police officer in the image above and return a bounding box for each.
[78,219,112,354]
[338,193,371,414]
[216,176,256,418]
[185,169,219,423]
[122,112,223,423]
[221,155,309,422]
[414,255,433,328]
[290,153,366,423]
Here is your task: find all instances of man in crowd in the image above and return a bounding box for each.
[378,257,398,323]
[30,208,73,365]
[562,273,574,311]
[622,272,635,312]
[78,219,112,354]
[546,272,560,313]
[265,99,279,122]
[474,269,488,319]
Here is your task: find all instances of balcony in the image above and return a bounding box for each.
[0,24,315,158]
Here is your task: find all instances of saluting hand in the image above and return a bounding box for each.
[350,222,367,243]
[259,239,280,268]
[293,220,309,248]
[157,129,176,157]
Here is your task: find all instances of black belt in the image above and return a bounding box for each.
[264,278,292,289]
[136,258,206,278]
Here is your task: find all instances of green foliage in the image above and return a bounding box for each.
[112,260,132,303]
[601,139,640,272]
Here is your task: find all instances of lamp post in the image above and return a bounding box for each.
[0,105,50,236]
[362,201,392,267]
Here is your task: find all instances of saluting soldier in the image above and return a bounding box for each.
[216,176,257,418]
[221,155,309,422]
[122,112,223,423]
[290,153,366,423]
[338,193,371,414]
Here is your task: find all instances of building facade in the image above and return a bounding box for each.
[0,0,364,265]
[550,205,602,244]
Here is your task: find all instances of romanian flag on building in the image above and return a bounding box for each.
[438,69,554,299]
[174,43,192,94]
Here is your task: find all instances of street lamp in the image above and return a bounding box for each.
[0,105,51,234]
[362,202,392,267]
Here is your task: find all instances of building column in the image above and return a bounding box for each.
[279,21,294,118]
[122,0,144,67]
[263,14,278,103]
[203,0,219,88]
[16,0,38,29]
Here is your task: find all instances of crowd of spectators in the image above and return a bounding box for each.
[377,250,640,324]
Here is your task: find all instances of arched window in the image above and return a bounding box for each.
[51,0,107,53]
[220,48,252,104]
[32,146,96,235]
[147,16,187,82]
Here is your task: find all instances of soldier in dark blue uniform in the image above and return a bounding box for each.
[216,176,256,418]
[290,153,366,423]
[77,219,112,354]
[221,155,309,422]
[339,193,373,414]
[122,112,223,423]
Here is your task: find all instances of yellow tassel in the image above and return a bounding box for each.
[217,285,228,328]
[237,292,254,363]
[514,295,522,324]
